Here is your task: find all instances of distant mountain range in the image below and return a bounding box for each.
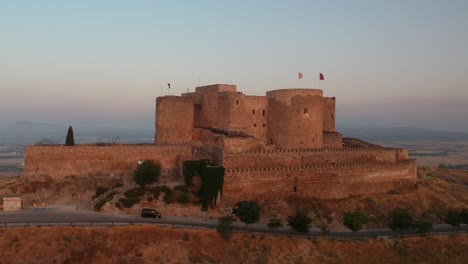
[2,121,468,145]
[0,121,154,144]
[338,126,468,143]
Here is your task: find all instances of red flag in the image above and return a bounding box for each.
[319,73,324,80]
[298,72,303,80]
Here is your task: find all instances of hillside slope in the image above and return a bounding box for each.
[0,226,467,264]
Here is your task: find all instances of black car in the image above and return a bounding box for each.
[141,208,162,218]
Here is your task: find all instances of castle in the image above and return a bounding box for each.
[23,84,417,204]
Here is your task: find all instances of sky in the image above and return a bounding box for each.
[1,0,467,132]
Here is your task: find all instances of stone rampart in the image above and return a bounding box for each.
[222,160,417,202]
[23,144,193,183]
[222,147,405,169]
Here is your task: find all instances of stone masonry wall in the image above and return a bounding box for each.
[222,147,403,169]
[323,97,336,132]
[323,131,342,148]
[266,89,324,148]
[156,96,194,144]
[222,160,417,203]
[23,144,192,183]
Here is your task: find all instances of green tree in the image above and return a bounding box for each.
[287,210,312,233]
[267,217,283,229]
[133,160,161,187]
[388,208,413,231]
[446,210,462,226]
[461,209,468,225]
[343,211,369,232]
[412,220,433,233]
[65,126,75,146]
[232,201,260,227]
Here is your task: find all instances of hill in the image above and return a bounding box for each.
[0,226,466,263]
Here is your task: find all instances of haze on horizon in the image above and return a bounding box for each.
[1,1,467,132]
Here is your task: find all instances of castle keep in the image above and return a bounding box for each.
[23,84,417,204]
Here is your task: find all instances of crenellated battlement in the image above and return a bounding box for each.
[225,160,415,173]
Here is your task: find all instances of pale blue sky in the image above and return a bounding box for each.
[1,1,467,131]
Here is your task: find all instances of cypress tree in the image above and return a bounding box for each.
[65,126,75,146]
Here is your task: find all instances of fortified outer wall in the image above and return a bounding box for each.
[266,89,323,148]
[23,144,192,183]
[222,160,417,202]
[222,148,406,169]
[156,96,194,144]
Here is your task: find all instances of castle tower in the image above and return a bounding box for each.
[266,89,324,149]
[155,96,194,144]
[323,97,336,132]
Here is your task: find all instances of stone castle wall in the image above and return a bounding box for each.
[23,144,192,183]
[222,147,406,169]
[156,96,194,144]
[222,160,417,202]
[323,97,336,132]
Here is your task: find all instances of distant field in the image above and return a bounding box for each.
[383,140,468,167]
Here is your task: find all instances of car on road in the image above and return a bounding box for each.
[141,208,161,218]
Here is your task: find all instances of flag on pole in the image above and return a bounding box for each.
[319,73,324,80]
[298,72,303,80]
[167,83,171,89]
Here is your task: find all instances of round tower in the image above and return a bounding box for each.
[266,89,323,149]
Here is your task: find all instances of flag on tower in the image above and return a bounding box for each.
[319,73,324,80]
[298,72,303,80]
[168,83,171,89]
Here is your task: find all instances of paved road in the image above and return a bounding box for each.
[1,206,467,238]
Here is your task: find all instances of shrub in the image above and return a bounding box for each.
[115,202,121,208]
[163,193,172,204]
[174,185,189,192]
[147,196,153,202]
[119,197,141,208]
[267,217,283,229]
[92,186,109,199]
[133,160,161,187]
[412,220,433,233]
[446,210,462,226]
[112,183,123,189]
[217,215,234,241]
[388,209,413,231]
[124,187,145,198]
[287,210,312,233]
[232,201,260,227]
[343,211,368,232]
[94,199,108,211]
[176,192,190,204]
[93,191,119,211]
[461,209,468,225]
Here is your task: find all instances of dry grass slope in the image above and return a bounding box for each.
[0,226,467,264]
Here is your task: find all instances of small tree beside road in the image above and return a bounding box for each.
[388,208,414,231]
[232,201,260,228]
[343,211,368,232]
[287,210,312,233]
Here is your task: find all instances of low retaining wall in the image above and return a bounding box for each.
[23,144,193,182]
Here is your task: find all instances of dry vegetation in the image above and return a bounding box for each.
[262,166,468,227]
[0,225,466,264]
